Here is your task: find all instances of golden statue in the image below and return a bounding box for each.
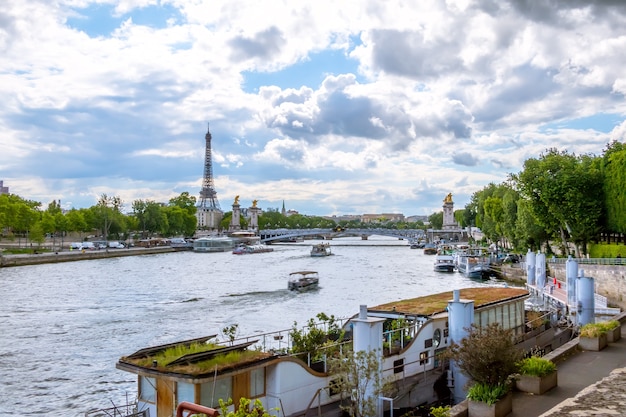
[444,193,453,203]
[233,195,240,205]
[252,199,258,208]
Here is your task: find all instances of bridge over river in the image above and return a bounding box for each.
[259,228,427,243]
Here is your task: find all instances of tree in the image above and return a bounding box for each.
[169,192,197,215]
[428,211,443,229]
[95,194,123,239]
[66,209,88,238]
[447,323,522,389]
[516,149,604,257]
[328,349,392,417]
[600,141,626,234]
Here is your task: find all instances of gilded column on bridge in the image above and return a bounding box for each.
[229,196,241,232]
[442,193,458,230]
[248,200,260,232]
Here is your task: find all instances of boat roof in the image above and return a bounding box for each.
[116,286,528,379]
[290,270,318,276]
[368,287,528,317]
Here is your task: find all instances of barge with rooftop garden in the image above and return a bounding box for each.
[115,286,573,417]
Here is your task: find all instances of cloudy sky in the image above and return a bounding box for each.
[1,0,625,217]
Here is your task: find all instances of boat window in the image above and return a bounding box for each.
[139,376,156,403]
[201,377,232,408]
[250,368,265,398]
[393,358,404,374]
[177,382,195,404]
[433,329,441,348]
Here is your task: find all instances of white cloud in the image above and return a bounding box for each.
[0,0,624,215]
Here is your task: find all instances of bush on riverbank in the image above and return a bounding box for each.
[589,243,625,258]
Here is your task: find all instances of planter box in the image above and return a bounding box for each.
[468,392,512,417]
[606,326,621,343]
[516,371,558,394]
[579,333,607,351]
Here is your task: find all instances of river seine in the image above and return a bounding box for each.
[0,237,503,416]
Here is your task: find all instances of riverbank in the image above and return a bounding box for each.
[0,246,181,267]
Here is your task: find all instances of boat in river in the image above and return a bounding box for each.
[423,243,437,255]
[288,270,319,291]
[115,286,572,417]
[433,253,455,272]
[433,244,456,272]
[232,244,274,255]
[456,247,492,279]
[194,231,261,253]
[310,243,332,257]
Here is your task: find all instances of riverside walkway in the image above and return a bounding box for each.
[514,318,626,417]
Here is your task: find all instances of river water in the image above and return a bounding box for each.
[0,237,503,416]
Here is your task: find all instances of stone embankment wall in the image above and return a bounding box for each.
[498,263,626,311]
[0,246,177,267]
[549,263,626,311]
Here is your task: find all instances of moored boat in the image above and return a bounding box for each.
[193,236,236,252]
[433,254,456,272]
[114,286,573,417]
[310,243,332,257]
[456,248,492,279]
[288,270,319,291]
[423,243,437,255]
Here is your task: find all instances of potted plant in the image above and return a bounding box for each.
[578,322,608,351]
[447,323,523,417]
[515,356,557,394]
[466,383,512,417]
[598,320,621,343]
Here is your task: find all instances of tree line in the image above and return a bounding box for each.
[458,140,625,257]
[1,141,624,254]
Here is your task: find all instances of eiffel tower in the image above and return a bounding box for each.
[196,124,223,230]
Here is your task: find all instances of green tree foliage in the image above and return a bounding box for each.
[601,141,626,233]
[93,194,125,239]
[328,349,391,417]
[516,149,603,256]
[218,397,277,417]
[167,192,198,236]
[428,211,443,229]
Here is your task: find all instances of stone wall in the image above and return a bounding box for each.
[548,263,626,310]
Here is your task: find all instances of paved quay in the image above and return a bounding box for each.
[512,320,626,417]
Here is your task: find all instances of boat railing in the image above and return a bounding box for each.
[546,257,626,266]
[84,399,146,417]
[218,317,352,356]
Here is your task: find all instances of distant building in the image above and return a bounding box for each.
[361,213,405,223]
[0,180,8,195]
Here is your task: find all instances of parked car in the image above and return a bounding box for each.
[503,253,520,263]
[81,242,96,250]
[108,241,125,249]
[69,242,83,250]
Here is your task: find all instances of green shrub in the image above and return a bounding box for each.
[517,356,556,377]
[446,323,523,387]
[466,382,509,405]
[579,322,607,338]
[597,320,620,332]
[429,405,450,417]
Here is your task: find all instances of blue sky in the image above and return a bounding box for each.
[1,0,625,216]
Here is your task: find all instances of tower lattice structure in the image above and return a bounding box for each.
[196,124,223,229]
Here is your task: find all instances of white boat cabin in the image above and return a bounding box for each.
[116,287,550,417]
